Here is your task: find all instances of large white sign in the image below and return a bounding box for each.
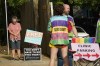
[24,29,43,45]
[71,43,100,61]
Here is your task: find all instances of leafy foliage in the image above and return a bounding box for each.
[7,0,29,7]
[6,0,29,15]
[52,0,100,11]
[68,0,100,10]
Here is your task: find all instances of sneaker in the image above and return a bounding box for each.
[11,58,17,60]
[18,57,23,60]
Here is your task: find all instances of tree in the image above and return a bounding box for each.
[51,0,100,16]
[7,0,29,16]
[68,0,100,11]
[7,0,28,7]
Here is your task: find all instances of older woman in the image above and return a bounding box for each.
[8,16,21,60]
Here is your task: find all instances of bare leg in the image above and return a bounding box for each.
[61,46,69,66]
[17,49,21,58]
[49,48,58,66]
[12,49,15,58]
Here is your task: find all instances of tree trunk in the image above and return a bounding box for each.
[33,0,39,30]
[20,0,35,52]
[38,0,50,55]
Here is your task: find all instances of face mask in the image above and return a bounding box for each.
[12,19,17,22]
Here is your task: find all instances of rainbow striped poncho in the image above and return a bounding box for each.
[48,16,69,45]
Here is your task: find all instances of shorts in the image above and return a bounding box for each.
[10,40,20,50]
[49,43,68,48]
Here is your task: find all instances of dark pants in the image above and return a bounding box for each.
[57,41,73,66]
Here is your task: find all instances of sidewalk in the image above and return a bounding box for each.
[0,54,97,66]
[0,54,54,66]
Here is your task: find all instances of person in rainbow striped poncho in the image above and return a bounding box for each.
[48,4,78,66]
